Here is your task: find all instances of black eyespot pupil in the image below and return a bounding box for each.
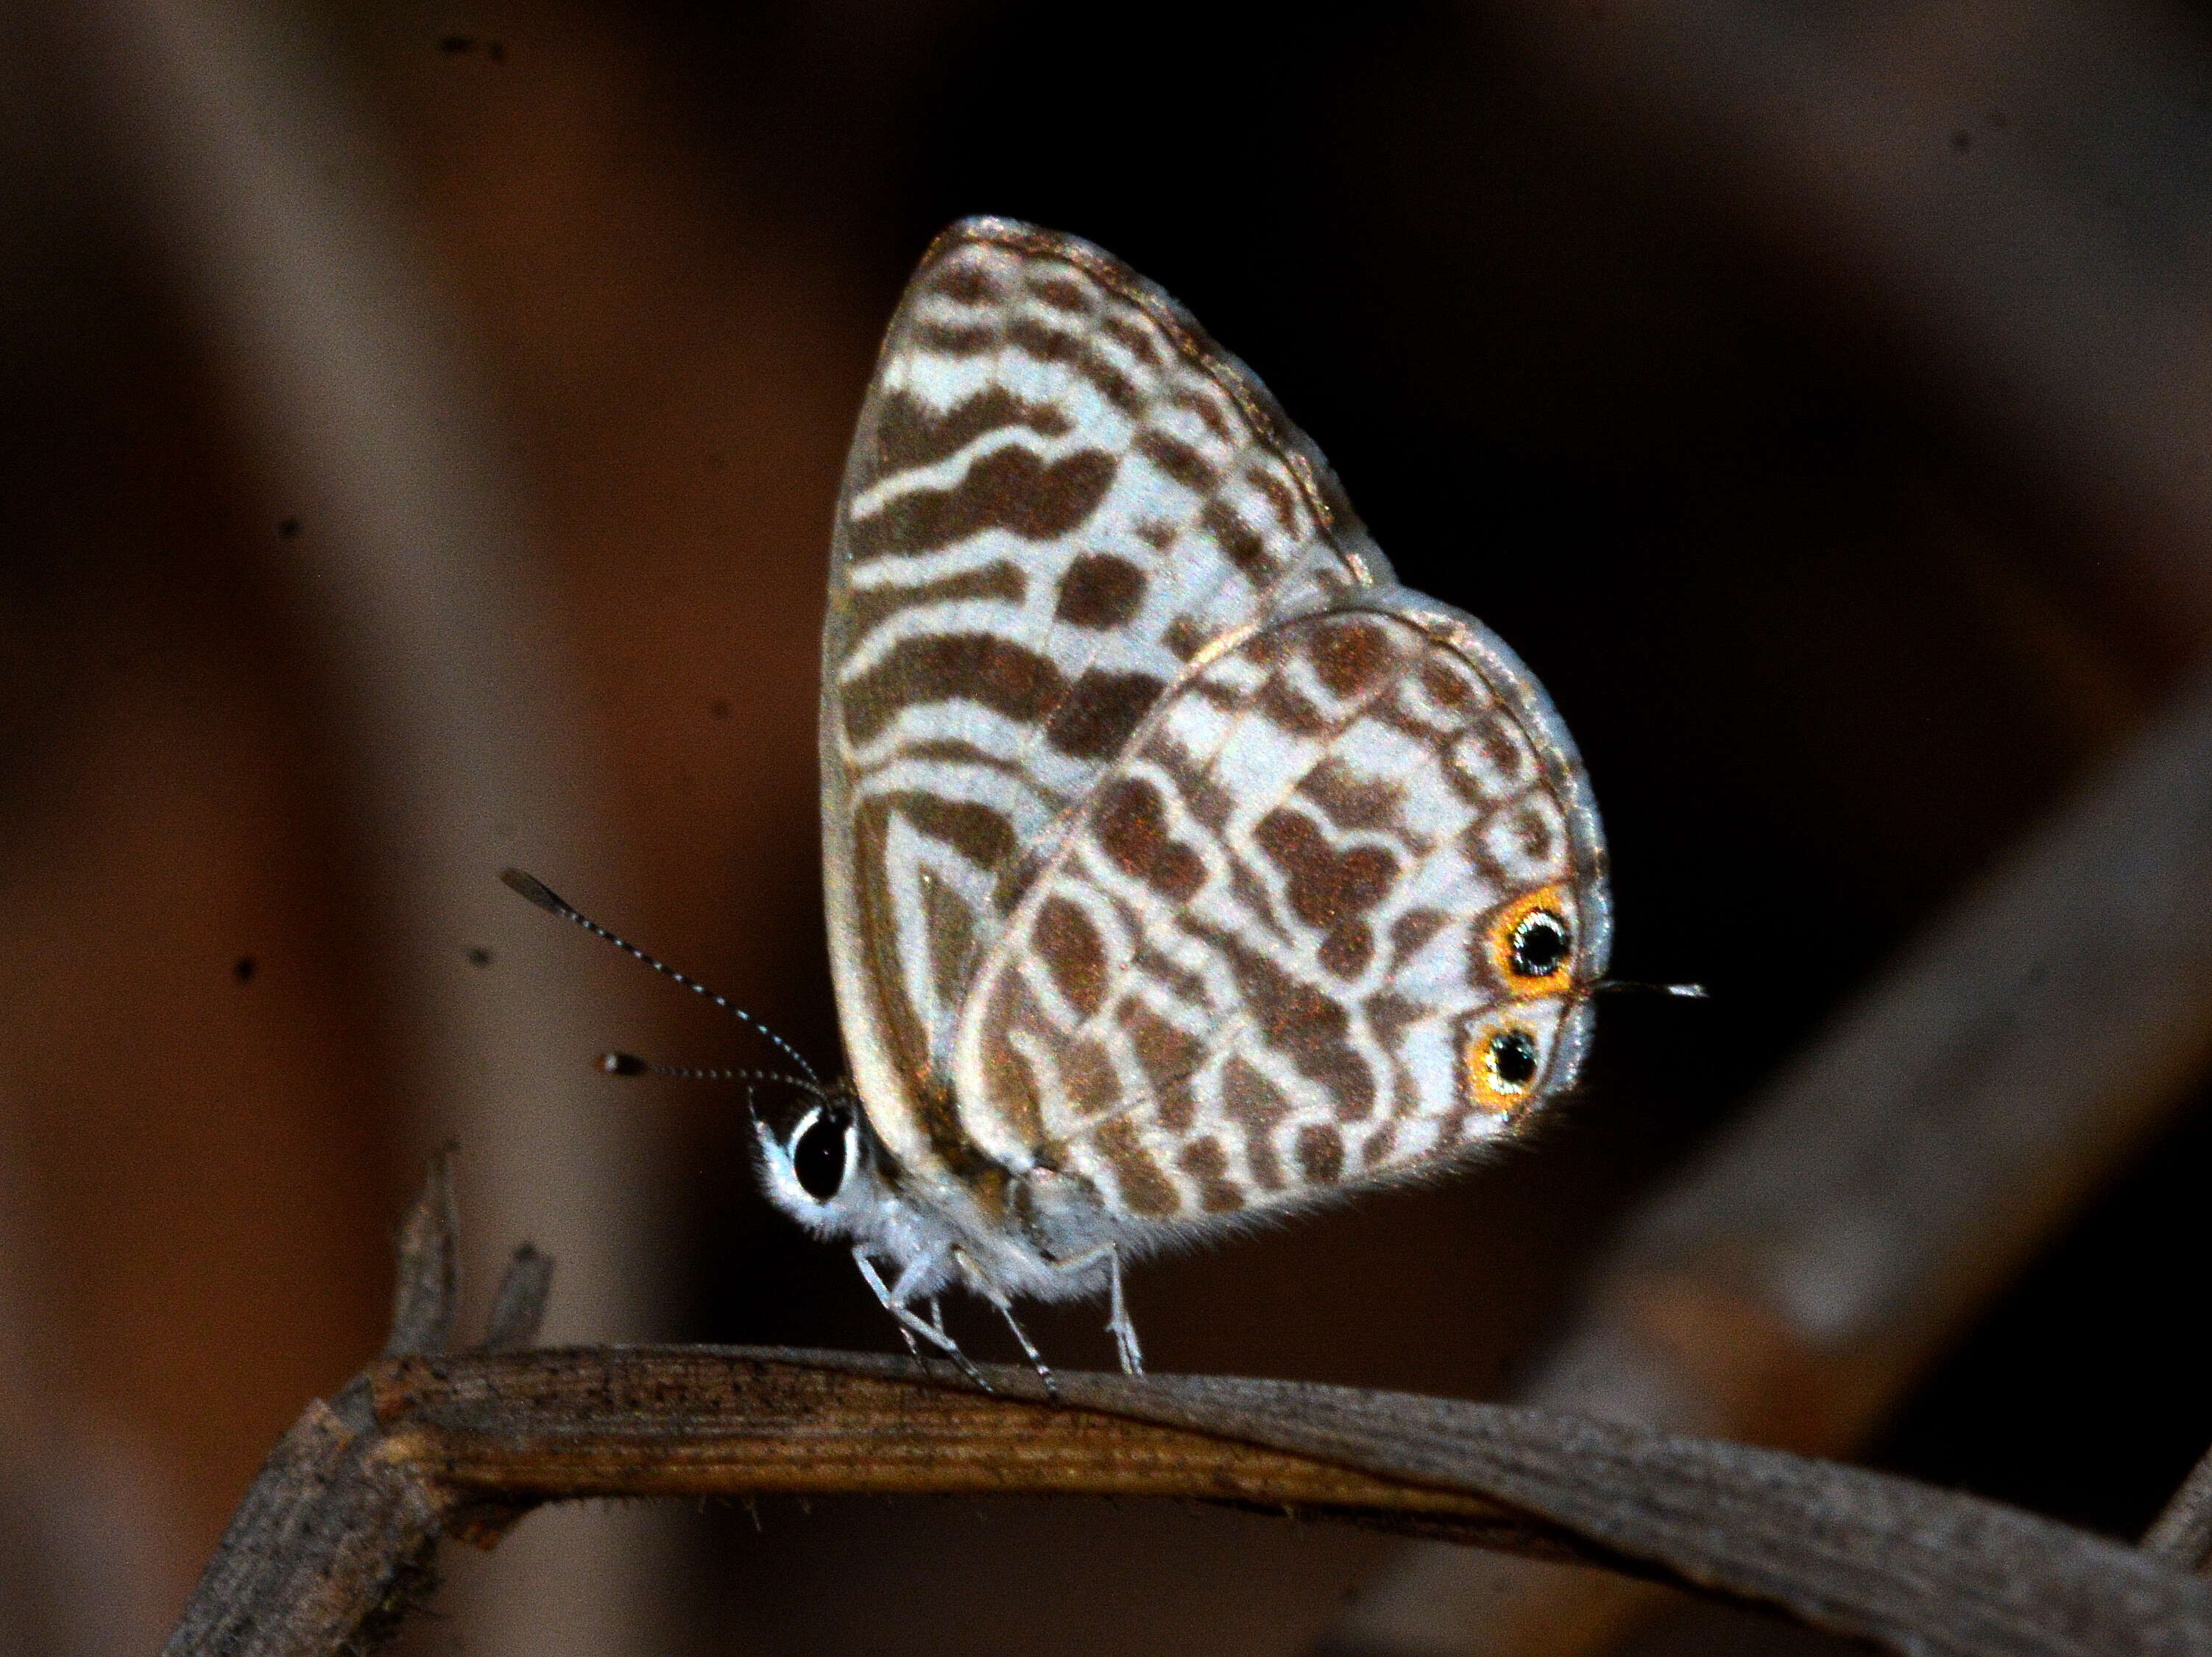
[1490,1030,1540,1089]
[1509,912,1569,977]
[794,1115,847,1201]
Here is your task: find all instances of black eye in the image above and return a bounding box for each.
[1509,911,1570,978]
[793,1112,849,1201]
[1488,1029,1540,1091]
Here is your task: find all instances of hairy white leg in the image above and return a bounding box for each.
[852,1247,990,1392]
[888,1252,938,1305]
[866,1251,928,1361]
[953,1246,1056,1399]
[1039,1244,1144,1377]
[1107,1249,1143,1377]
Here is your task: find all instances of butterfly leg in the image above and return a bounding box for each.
[1031,1238,1150,1371]
[953,1246,1057,1400]
[851,1248,992,1393]
[990,1299,1056,1400]
[874,1257,926,1363]
[1040,1244,1145,1377]
[1106,1248,1144,1377]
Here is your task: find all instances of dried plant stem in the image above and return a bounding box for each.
[389,1350,1565,1549]
[158,1167,2212,1657]
[166,1345,2212,1657]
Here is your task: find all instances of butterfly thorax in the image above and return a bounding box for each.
[753,1073,1123,1304]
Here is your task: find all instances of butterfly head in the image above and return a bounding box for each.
[751,1084,891,1237]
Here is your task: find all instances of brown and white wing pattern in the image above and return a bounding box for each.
[821,219,1391,1181]
[949,596,1611,1234]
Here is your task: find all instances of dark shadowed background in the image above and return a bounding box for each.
[3,3,2210,1655]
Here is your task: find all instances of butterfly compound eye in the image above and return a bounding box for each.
[793,1111,849,1201]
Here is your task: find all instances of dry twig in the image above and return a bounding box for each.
[161,1166,2212,1657]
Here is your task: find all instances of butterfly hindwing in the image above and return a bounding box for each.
[821,219,1389,1180]
[949,596,1611,1233]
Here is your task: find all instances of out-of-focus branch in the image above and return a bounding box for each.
[34,0,660,1307]
[0,1106,176,1657]
[1502,0,2212,662]
[480,1245,555,1355]
[27,4,676,1650]
[1318,1,2212,1647]
[2145,1445,2212,1575]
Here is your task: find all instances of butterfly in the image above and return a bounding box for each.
[510,217,1611,1386]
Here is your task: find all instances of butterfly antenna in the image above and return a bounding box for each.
[600,1051,824,1097]
[1598,978,1708,999]
[501,869,821,1085]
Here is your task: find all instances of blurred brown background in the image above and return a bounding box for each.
[5,1,2212,1654]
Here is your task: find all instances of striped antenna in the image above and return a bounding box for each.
[600,1051,823,1095]
[501,868,821,1085]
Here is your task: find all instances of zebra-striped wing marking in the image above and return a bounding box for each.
[950,596,1610,1233]
[821,219,1390,1190]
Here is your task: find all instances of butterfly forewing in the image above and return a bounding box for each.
[949,598,1610,1229]
[822,219,1391,1179]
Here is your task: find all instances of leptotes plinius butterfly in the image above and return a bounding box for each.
[743,218,1612,1379]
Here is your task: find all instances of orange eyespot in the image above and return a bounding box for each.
[1485,886,1575,995]
[1465,1021,1546,1113]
